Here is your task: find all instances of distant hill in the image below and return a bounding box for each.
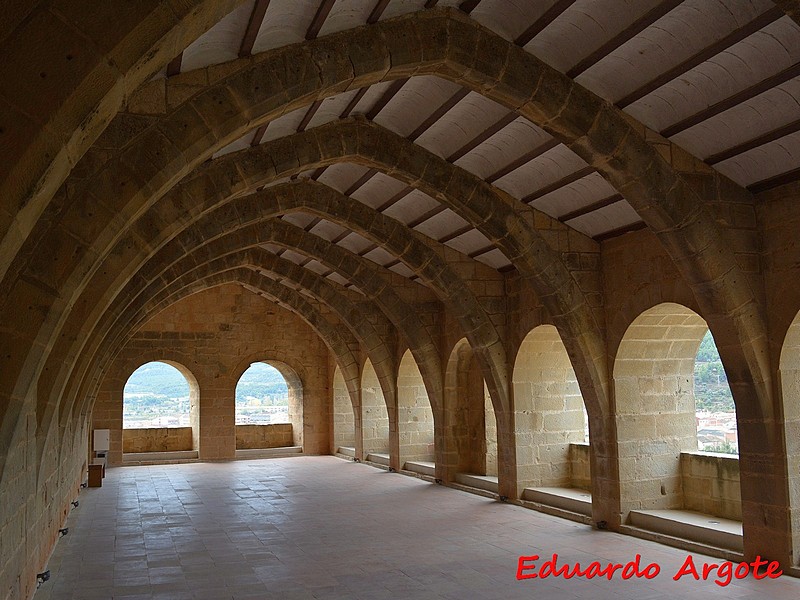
[124,361,190,399]
[236,362,289,404]
[123,361,289,420]
[694,331,734,412]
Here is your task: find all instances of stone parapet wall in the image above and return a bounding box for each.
[123,427,194,453]
[680,451,741,521]
[236,424,293,449]
[569,443,592,491]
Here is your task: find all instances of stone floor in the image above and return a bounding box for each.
[35,456,800,599]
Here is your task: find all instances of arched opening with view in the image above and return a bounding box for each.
[513,325,590,510]
[694,331,738,454]
[122,360,199,458]
[445,338,498,492]
[614,303,742,550]
[332,365,356,457]
[398,349,435,470]
[235,361,303,451]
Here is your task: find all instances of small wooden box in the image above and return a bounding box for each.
[88,459,105,487]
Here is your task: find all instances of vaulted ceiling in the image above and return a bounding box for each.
[150,0,800,290]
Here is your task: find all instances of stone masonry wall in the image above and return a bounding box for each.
[93,284,330,465]
[681,452,741,521]
[397,350,435,465]
[235,424,293,449]
[123,427,194,453]
[569,443,592,491]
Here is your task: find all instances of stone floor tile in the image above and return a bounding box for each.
[33,456,800,600]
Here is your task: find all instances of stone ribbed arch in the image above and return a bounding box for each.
[0,0,246,283]
[110,250,407,466]
[78,268,364,431]
[59,214,443,428]
[120,249,400,431]
[77,220,445,433]
[145,248,395,362]
[100,178,492,408]
[51,187,459,449]
[0,8,774,537]
[1,9,770,468]
[0,8,592,479]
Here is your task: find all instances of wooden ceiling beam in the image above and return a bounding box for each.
[447,112,517,162]
[250,124,268,147]
[514,0,576,47]
[239,0,271,57]
[468,244,494,259]
[366,78,409,120]
[408,87,470,142]
[297,100,323,132]
[594,221,647,242]
[306,0,337,40]
[485,138,560,183]
[558,193,624,222]
[748,166,800,194]
[340,88,369,119]
[459,0,481,14]
[706,118,800,165]
[521,166,595,204]
[617,6,783,108]
[375,186,413,213]
[437,225,473,244]
[166,53,183,77]
[660,61,800,138]
[344,168,379,196]
[367,0,391,24]
[406,205,447,229]
[567,0,684,78]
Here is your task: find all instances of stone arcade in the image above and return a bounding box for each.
[3,0,800,598]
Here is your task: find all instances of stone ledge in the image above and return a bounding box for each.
[628,509,743,552]
[366,452,390,467]
[337,446,356,458]
[404,460,435,477]
[122,450,198,465]
[234,447,302,459]
[522,486,592,516]
[454,473,499,493]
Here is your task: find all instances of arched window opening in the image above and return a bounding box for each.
[694,331,737,454]
[513,325,589,502]
[236,363,289,425]
[235,361,303,451]
[124,361,191,428]
[615,303,742,549]
[122,361,199,456]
